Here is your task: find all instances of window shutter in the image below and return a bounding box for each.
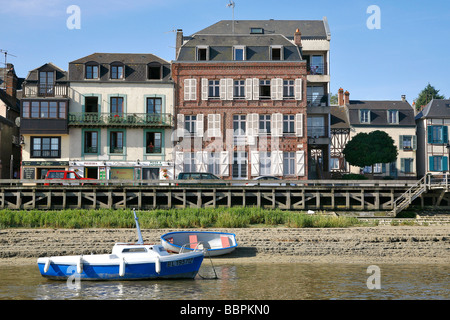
[270,79,282,100]
[443,126,448,143]
[226,78,233,100]
[175,152,184,176]
[245,79,253,100]
[184,79,191,101]
[196,114,204,137]
[190,78,197,100]
[296,150,305,176]
[294,78,302,100]
[252,78,259,100]
[220,79,227,100]
[271,151,283,176]
[250,151,260,176]
[201,78,208,100]
[412,136,417,150]
[427,126,433,143]
[196,151,208,172]
[277,78,283,100]
[246,113,258,137]
[220,151,229,176]
[401,158,405,173]
[443,157,449,171]
[399,135,404,149]
[429,156,434,171]
[177,114,185,138]
[272,113,283,137]
[207,114,221,137]
[295,113,303,137]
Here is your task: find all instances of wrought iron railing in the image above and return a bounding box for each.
[68,112,173,127]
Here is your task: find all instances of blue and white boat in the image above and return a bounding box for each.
[37,210,204,281]
[161,231,238,257]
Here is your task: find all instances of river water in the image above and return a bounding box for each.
[0,262,448,300]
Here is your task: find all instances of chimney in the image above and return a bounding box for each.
[344,90,350,105]
[175,29,183,60]
[294,28,302,47]
[338,88,344,106]
[401,95,406,102]
[5,63,17,105]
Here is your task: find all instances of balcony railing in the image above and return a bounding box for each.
[307,94,329,107]
[22,83,69,98]
[307,62,327,75]
[307,126,329,138]
[68,112,173,127]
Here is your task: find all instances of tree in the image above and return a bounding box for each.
[343,130,398,174]
[415,83,445,111]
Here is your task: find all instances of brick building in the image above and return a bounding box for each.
[172,19,331,180]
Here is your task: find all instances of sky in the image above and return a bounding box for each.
[1,0,449,102]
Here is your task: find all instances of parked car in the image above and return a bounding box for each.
[176,172,226,186]
[246,176,296,186]
[45,170,94,186]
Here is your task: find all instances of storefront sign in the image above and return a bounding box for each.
[22,161,69,167]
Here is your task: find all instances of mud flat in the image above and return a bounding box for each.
[0,226,448,266]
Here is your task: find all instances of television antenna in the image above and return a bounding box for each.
[0,49,17,90]
[227,0,235,34]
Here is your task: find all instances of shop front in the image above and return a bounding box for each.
[22,161,69,180]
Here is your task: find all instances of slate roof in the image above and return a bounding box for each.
[415,99,450,119]
[24,63,68,82]
[330,105,349,129]
[346,100,416,127]
[194,19,330,40]
[69,53,172,82]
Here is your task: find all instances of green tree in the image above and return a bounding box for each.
[343,130,398,174]
[415,83,445,111]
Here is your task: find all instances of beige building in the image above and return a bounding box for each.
[67,53,175,181]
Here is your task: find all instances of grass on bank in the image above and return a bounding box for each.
[0,208,362,229]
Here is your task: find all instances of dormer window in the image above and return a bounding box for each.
[110,62,124,79]
[196,46,209,61]
[85,62,99,79]
[250,27,264,34]
[39,71,55,96]
[270,46,283,61]
[387,109,399,124]
[233,46,246,61]
[360,109,370,124]
[148,62,162,80]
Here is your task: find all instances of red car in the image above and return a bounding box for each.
[45,170,94,186]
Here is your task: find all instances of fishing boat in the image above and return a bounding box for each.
[37,210,204,281]
[161,231,237,257]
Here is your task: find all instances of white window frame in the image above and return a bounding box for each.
[233,46,246,61]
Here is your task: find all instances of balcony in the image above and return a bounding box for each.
[307,94,329,107]
[68,113,173,128]
[307,63,327,75]
[22,83,69,98]
[308,125,330,145]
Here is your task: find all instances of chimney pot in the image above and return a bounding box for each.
[338,88,344,106]
[344,90,350,104]
[294,28,302,47]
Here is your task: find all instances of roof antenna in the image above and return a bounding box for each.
[0,49,17,90]
[227,0,235,34]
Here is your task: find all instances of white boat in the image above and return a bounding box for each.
[161,231,238,257]
[37,210,204,280]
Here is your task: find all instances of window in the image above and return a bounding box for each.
[307,85,325,106]
[84,131,98,154]
[39,71,54,95]
[146,132,162,154]
[283,80,294,98]
[208,80,220,98]
[111,64,124,79]
[259,80,271,99]
[259,114,271,134]
[23,101,66,119]
[232,151,247,179]
[429,156,448,172]
[233,46,245,61]
[250,27,264,34]
[110,97,124,114]
[86,64,99,79]
[208,152,220,175]
[185,115,197,134]
[31,137,60,158]
[234,80,245,99]
[360,110,370,124]
[330,158,340,170]
[147,97,162,114]
[428,125,448,144]
[283,115,295,134]
[260,152,271,175]
[388,110,399,124]
[400,135,416,151]
[401,158,414,173]
[283,152,295,175]
[148,62,162,80]
[310,55,324,75]
[183,153,196,172]
[307,116,325,138]
[271,46,282,60]
[196,46,209,61]
[110,131,124,154]
[233,115,246,136]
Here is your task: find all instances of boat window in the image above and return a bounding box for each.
[122,248,147,253]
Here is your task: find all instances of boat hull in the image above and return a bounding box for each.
[37,254,204,281]
[161,231,237,257]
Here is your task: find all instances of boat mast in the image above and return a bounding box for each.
[133,208,144,245]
